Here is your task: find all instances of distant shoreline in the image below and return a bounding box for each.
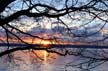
[0,43,108,49]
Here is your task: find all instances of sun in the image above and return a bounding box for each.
[39,40,50,62]
[41,40,51,47]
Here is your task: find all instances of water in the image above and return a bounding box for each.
[0,47,108,71]
[0,51,65,71]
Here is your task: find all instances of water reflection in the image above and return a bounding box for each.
[0,48,108,71]
[3,50,57,71]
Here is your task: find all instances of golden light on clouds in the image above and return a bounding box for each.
[0,36,83,45]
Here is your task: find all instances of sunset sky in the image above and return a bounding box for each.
[0,0,108,45]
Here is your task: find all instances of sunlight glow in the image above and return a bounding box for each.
[44,51,48,62]
[41,40,51,47]
[41,41,49,62]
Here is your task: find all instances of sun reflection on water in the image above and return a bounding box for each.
[44,51,47,62]
[42,41,49,63]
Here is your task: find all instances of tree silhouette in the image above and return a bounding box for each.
[0,0,108,71]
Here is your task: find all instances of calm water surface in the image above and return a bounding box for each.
[0,47,108,71]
